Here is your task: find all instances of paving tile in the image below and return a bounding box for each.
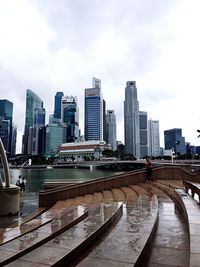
[149,247,189,267]
[77,257,133,267]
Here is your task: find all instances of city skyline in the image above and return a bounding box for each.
[1,1,200,153]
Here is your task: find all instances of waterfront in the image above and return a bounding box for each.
[1,168,123,192]
[0,168,123,227]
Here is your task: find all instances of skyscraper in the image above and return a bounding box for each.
[84,78,103,141]
[54,92,64,120]
[30,108,46,155]
[22,89,43,154]
[164,128,186,155]
[0,99,15,155]
[106,110,117,151]
[139,111,148,158]
[124,81,140,159]
[61,96,79,142]
[148,119,160,157]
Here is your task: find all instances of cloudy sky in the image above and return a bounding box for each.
[1,0,200,153]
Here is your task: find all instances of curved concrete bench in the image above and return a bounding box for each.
[173,188,200,267]
[183,180,200,202]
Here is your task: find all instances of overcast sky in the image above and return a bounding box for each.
[1,0,200,153]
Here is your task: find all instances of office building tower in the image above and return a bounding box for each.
[0,99,15,155]
[106,110,117,151]
[103,99,106,142]
[92,77,101,89]
[148,119,160,157]
[139,111,148,158]
[61,96,79,142]
[84,78,103,141]
[164,128,186,155]
[22,89,43,154]
[30,108,46,155]
[124,81,140,159]
[54,92,64,120]
[45,124,67,158]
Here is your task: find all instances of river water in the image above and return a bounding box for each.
[0,168,123,227]
[2,168,122,192]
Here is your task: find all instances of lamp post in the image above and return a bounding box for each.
[171,147,175,165]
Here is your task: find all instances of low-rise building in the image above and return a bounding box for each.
[59,140,108,161]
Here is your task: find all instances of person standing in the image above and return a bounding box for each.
[145,157,153,182]
[21,177,27,191]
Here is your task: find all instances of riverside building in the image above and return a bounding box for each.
[84,78,103,141]
[124,81,140,159]
[59,140,108,161]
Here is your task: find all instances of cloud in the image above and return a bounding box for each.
[1,0,200,153]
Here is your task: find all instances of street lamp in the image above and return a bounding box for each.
[171,148,175,165]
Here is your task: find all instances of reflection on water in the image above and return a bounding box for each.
[0,168,123,193]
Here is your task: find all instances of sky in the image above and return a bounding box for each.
[0,0,200,153]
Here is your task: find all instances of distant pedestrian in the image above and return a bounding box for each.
[145,157,153,182]
[21,177,27,191]
[16,175,22,187]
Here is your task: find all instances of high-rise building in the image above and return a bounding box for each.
[103,99,106,142]
[124,81,140,159]
[30,108,46,155]
[22,89,43,154]
[0,99,15,155]
[61,96,79,142]
[106,110,117,151]
[84,78,103,141]
[164,128,186,155]
[45,124,67,158]
[54,92,64,120]
[148,119,160,157]
[139,111,148,158]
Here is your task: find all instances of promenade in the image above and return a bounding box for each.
[0,165,200,266]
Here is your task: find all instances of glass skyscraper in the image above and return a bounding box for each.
[164,128,186,155]
[61,96,79,142]
[84,87,103,141]
[148,119,160,157]
[54,92,64,120]
[0,99,14,155]
[106,110,117,151]
[139,111,148,158]
[124,81,140,159]
[22,89,43,154]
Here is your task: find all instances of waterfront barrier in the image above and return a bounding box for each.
[39,165,199,207]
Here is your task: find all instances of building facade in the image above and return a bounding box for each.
[164,128,186,155]
[61,96,79,143]
[124,81,140,159]
[106,110,117,151]
[54,92,64,120]
[148,119,160,157]
[22,89,44,154]
[59,140,107,161]
[139,111,148,158]
[84,79,103,141]
[0,99,15,155]
[45,124,67,158]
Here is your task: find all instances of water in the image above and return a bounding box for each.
[0,168,122,227]
[0,167,122,192]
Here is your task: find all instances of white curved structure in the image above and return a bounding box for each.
[0,138,20,215]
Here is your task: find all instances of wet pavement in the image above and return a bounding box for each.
[0,192,38,228]
[0,180,193,266]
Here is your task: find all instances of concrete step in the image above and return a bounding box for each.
[6,202,123,267]
[0,206,88,266]
[75,195,158,267]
